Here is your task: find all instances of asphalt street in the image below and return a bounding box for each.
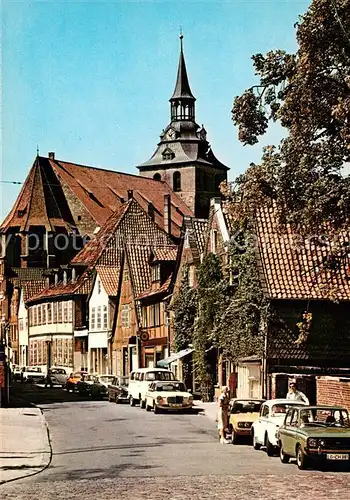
[2,393,350,499]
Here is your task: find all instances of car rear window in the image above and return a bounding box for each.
[145,371,175,381]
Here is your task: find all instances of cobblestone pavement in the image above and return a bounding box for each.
[1,386,349,499]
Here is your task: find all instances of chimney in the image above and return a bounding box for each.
[54,273,58,285]
[164,194,171,235]
[63,271,67,285]
[148,202,155,221]
[48,152,55,160]
[127,190,133,200]
[72,268,76,282]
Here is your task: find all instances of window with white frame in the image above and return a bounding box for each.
[42,304,46,324]
[91,307,96,330]
[97,306,102,329]
[103,305,108,330]
[121,304,130,328]
[97,280,101,294]
[63,302,68,323]
[68,301,73,322]
[38,305,42,325]
[47,303,52,324]
[58,302,63,323]
[18,319,23,331]
[53,302,57,323]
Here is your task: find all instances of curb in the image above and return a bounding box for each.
[0,404,53,486]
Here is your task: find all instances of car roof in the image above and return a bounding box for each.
[298,405,347,411]
[132,368,171,373]
[231,398,265,403]
[262,399,308,406]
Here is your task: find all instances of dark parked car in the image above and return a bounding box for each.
[108,376,129,403]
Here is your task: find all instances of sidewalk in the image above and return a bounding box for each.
[0,406,51,484]
[194,401,218,423]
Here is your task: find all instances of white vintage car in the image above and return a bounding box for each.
[251,398,308,455]
[145,381,193,413]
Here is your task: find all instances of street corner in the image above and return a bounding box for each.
[0,406,51,485]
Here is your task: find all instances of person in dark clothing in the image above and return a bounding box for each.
[45,369,53,388]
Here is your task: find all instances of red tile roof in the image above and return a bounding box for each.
[256,205,350,301]
[136,275,172,300]
[152,246,178,262]
[26,273,93,303]
[21,280,48,301]
[95,266,121,296]
[1,155,193,236]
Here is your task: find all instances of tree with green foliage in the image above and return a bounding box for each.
[230,0,350,243]
[172,271,198,353]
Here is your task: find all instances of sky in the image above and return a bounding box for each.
[1,0,311,221]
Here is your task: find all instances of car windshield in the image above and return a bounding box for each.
[231,401,262,414]
[119,377,129,386]
[155,382,186,392]
[300,408,350,428]
[27,367,42,373]
[271,403,300,415]
[145,371,175,381]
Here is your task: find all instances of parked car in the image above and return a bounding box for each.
[49,367,69,387]
[89,375,115,399]
[21,366,46,383]
[12,364,22,381]
[229,399,265,444]
[128,368,176,408]
[144,380,193,413]
[108,376,129,403]
[278,405,350,469]
[66,371,89,392]
[251,399,308,456]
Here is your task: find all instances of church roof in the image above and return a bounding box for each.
[171,36,195,101]
[1,155,193,236]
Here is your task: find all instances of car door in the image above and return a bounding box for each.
[279,409,294,455]
[256,404,269,443]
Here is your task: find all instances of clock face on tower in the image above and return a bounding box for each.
[166,128,176,140]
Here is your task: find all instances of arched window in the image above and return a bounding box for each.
[173,171,181,192]
[153,173,161,181]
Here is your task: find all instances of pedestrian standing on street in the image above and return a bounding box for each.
[286,380,309,404]
[217,386,230,444]
[45,369,53,388]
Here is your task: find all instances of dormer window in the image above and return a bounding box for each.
[162,147,175,161]
[151,264,160,282]
[97,280,101,294]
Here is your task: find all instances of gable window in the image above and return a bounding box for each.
[97,280,101,294]
[151,264,160,282]
[142,307,148,328]
[103,305,108,330]
[97,306,102,329]
[173,171,181,192]
[162,147,175,161]
[124,269,129,282]
[149,303,160,327]
[211,229,218,254]
[121,305,130,328]
[153,173,161,181]
[91,307,96,330]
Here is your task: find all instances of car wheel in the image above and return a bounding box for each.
[140,399,146,409]
[265,434,275,457]
[146,402,151,412]
[296,444,309,470]
[130,396,135,406]
[231,430,237,445]
[154,404,160,414]
[252,432,261,450]
[279,443,290,463]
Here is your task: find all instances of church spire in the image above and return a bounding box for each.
[170,34,196,121]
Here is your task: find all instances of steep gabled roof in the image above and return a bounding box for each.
[95,265,121,297]
[26,273,93,304]
[1,155,193,237]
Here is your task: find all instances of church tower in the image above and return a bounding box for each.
[137,36,229,219]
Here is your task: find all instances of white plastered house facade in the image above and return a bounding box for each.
[18,290,28,367]
[88,272,111,374]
